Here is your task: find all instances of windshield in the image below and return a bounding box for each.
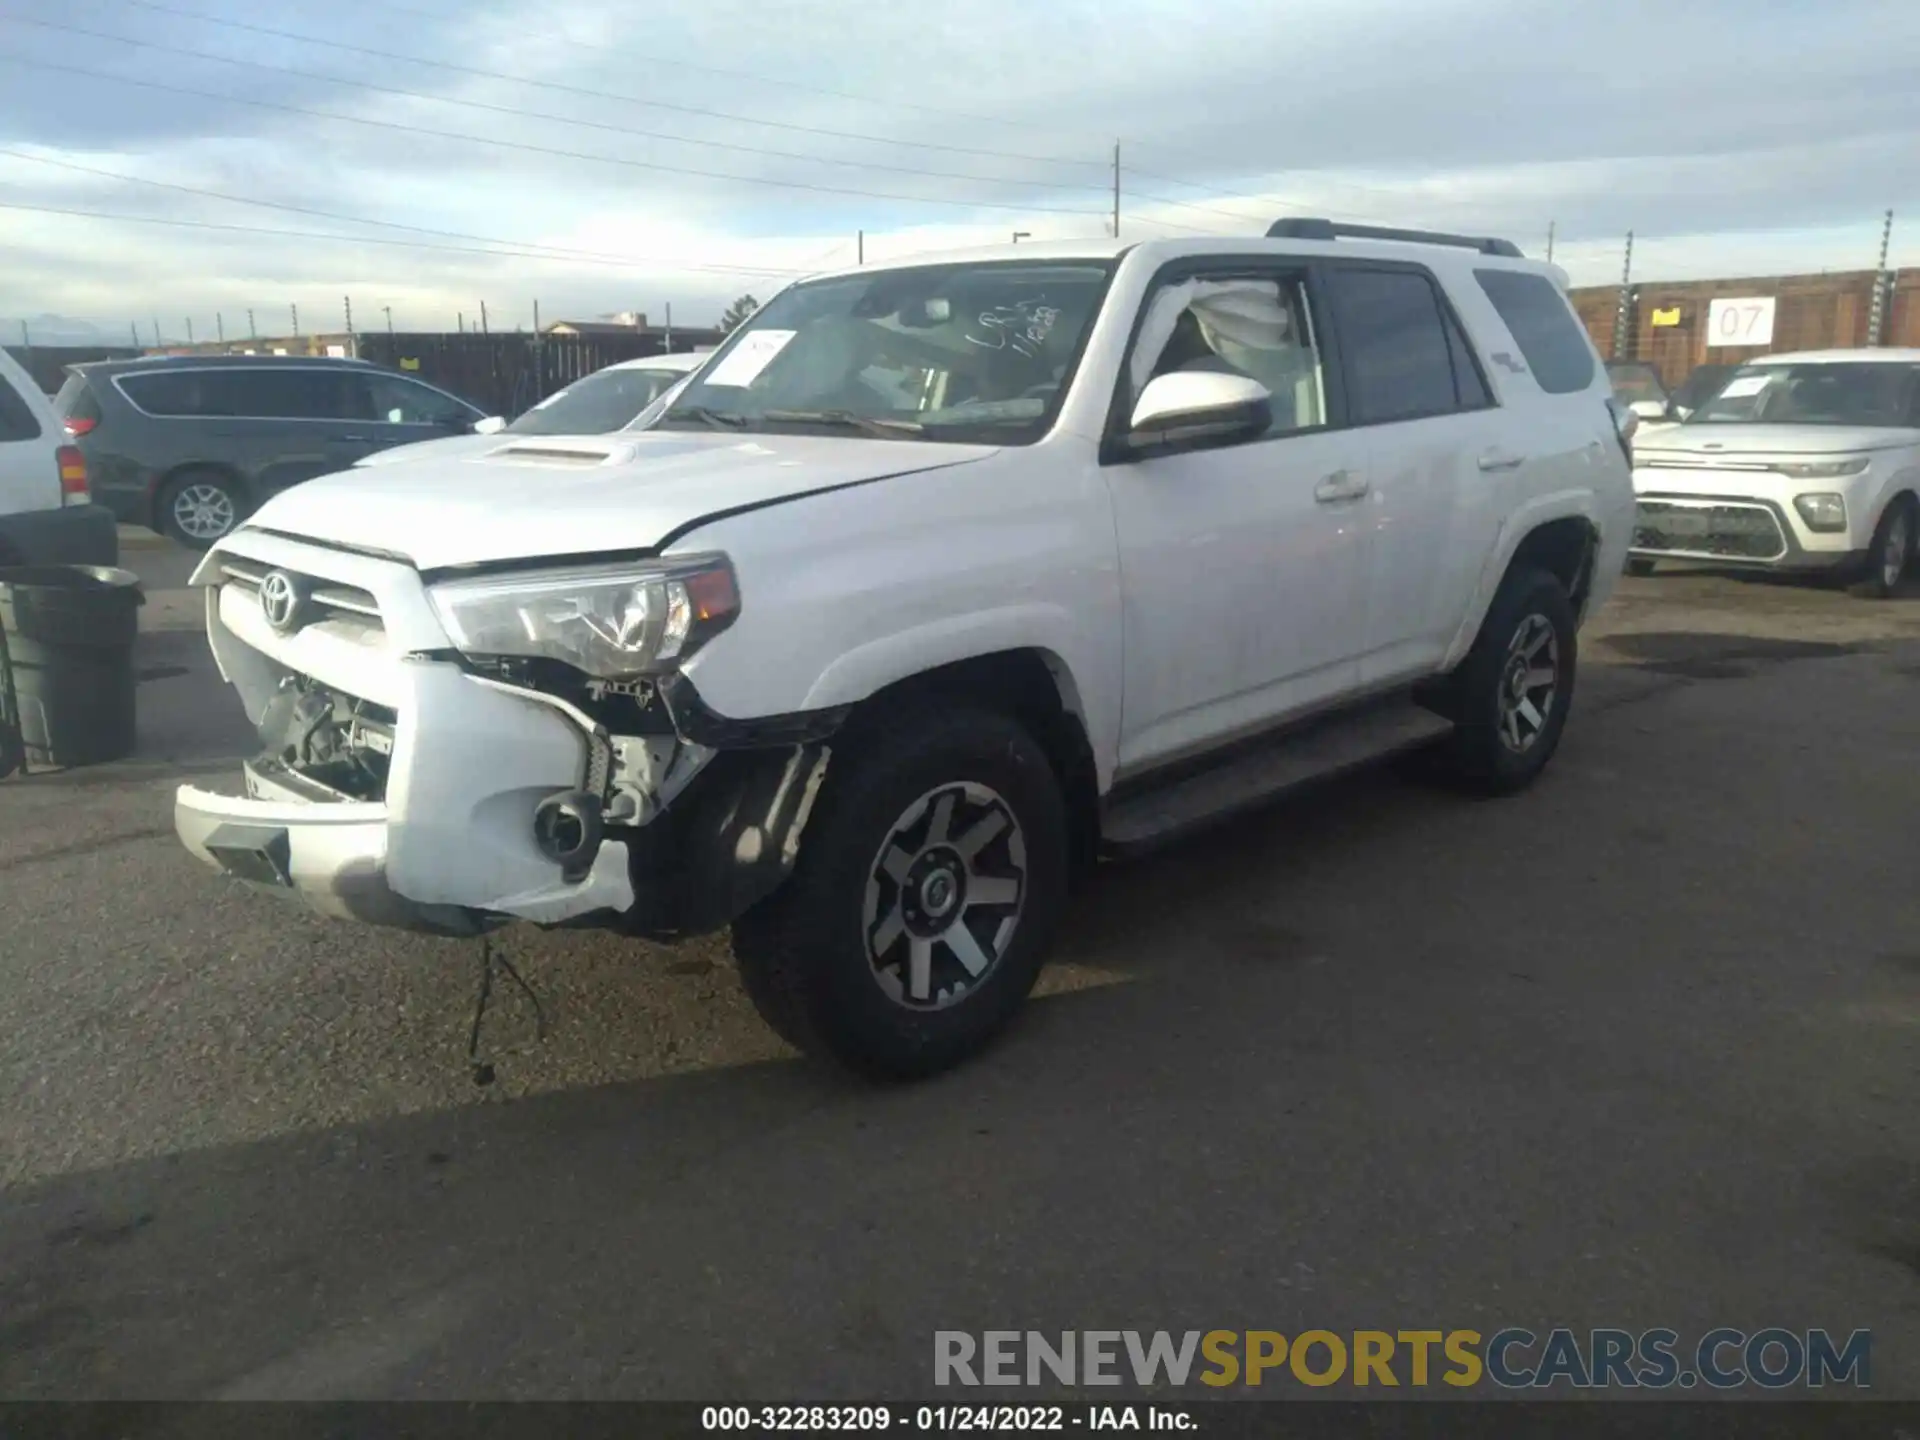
[1606,363,1669,406]
[507,366,689,436]
[1670,364,1737,413]
[1691,362,1920,426]
[658,259,1116,444]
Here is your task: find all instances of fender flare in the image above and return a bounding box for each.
[1441,489,1604,671]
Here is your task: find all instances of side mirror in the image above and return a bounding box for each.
[1125,371,1272,453]
[472,415,506,435]
[1628,399,1670,421]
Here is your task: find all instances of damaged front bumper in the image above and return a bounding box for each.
[175,532,833,938]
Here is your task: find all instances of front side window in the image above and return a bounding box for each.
[659,260,1115,444]
[1690,363,1920,427]
[1127,273,1327,437]
[1325,267,1462,424]
[509,367,685,436]
[359,374,478,426]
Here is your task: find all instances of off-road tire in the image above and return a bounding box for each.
[1436,567,1578,795]
[731,703,1069,1080]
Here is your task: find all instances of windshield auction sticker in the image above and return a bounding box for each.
[704,329,796,388]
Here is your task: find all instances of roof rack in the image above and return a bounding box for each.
[1266,217,1524,259]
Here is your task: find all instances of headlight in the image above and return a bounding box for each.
[428,555,739,679]
[1792,493,1848,532]
[1778,457,1869,479]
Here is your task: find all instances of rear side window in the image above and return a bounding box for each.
[118,368,355,419]
[1474,270,1596,394]
[1322,267,1461,425]
[0,370,42,442]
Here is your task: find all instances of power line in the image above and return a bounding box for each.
[0,53,1106,219]
[2,13,1114,196]
[0,147,813,276]
[0,201,811,276]
[337,0,1109,144]
[88,0,1111,172]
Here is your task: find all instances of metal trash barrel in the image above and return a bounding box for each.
[0,565,145,770]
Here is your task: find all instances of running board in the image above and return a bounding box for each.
[1100,699,1454,856]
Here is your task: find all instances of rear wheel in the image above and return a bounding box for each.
[731,703,1069,1079]
[1850,496,1913,600]
[158,470,245,549]
[1436,568,1578,795]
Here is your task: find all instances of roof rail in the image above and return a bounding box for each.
[1266,217,1524,259]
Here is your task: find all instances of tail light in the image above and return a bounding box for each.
[63,415,97,437]
[56,445,91,506]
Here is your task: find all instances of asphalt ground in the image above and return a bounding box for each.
[2,540,1918,1401]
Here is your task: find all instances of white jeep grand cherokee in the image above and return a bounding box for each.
[175,220,1633,1077]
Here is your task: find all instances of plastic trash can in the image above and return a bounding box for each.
[0,565,145,770]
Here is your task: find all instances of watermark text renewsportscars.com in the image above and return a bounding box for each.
[934,1328,1871,1390]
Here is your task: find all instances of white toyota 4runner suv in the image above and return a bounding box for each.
[175,220,1634,1077]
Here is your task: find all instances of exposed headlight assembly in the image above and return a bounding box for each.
[429,555,739,679]
[1777,457,1869,480]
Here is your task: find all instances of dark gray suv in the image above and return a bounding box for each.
[55,355,496,548]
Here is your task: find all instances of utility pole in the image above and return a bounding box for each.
[382,305,393,336]
[1111,141,1121,238]
[152,318,162,347]
[480,301,490,337]
[216,313,224,343]
[291,303,299,337]
[186,317,194,344]
[344,295,354,336]
[1012,231,1031,244]
[247,309,256,340]
[1867,209,1894,347]
[857,230,864,265]
[1611,231,1634,361]
[531,299,539,336]
[1545,221,1556,264]
[18,320,27,349]
[130,321,139,347]
[458,312,465,335]
[664,301,672,351]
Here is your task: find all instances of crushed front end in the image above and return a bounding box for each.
[174,531,834,939]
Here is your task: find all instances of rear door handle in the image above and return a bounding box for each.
[1314,470,1369,503]
[1478,449,1526,472]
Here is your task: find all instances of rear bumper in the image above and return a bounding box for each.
[0,503,118,566]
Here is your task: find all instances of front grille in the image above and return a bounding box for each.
[220,560,384,642]
[1633,501,1788,560]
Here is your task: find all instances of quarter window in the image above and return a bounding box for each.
[0,372,41,442]
[1474,269,1597,395]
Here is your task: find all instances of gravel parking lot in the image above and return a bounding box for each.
[3,538,1918,1399]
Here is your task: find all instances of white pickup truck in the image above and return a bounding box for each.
[176,220,1635,1077]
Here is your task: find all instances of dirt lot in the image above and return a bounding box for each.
[2,546,1917,1399]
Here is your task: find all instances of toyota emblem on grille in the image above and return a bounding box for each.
[258,569,310,634]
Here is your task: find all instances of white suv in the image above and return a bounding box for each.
[1629,349,1920,596]
[174,221,1633,1076]
[0,346,116,568]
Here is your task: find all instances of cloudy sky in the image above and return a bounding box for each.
[0,0,1915,342]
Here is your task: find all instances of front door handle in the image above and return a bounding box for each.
[336,434,369,443]
[1478,449,1526,472]
[1314,470,1369,503]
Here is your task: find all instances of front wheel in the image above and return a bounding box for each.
[731,704,1069,1079]
[1850,497,1913,600]
[1437,568,1578,795]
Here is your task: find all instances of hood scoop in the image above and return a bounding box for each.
[478,439,634,467]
